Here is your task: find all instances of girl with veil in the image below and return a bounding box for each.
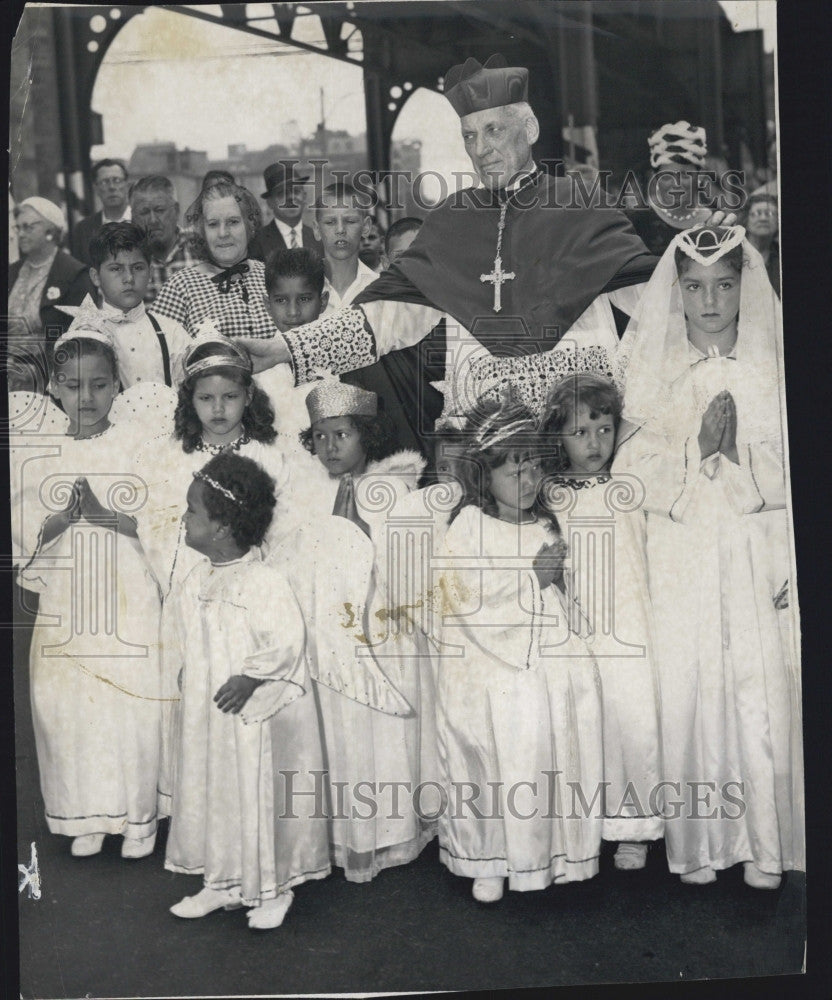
[613,226,803,888]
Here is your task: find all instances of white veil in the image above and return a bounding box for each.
[614,227,785,448]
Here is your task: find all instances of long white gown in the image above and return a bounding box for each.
[164,550,331,905]
[435,505,604,891]
[270,450,439,882]
[545,473,663,843]
[133,432,291,814]
[614,348,804,876]
[13,407,164,840]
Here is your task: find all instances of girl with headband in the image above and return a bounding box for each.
[134,334,289,601]
[164,452,330,929]
[434,395,604,904]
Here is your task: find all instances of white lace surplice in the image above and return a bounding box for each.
[164,551,331,905]
[436,506,604,891]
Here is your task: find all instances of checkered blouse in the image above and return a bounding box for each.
[151,260,275,339]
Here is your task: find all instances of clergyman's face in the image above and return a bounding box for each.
[460,106,536,189]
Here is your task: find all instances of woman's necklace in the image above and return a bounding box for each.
[196,431,249,455]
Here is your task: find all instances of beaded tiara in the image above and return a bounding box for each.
[184,337,253,379]
[193,469,243,506]
[674,225,745,266]
[305,379,377,423]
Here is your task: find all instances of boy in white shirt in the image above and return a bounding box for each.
[87,222,191,388]
[311,182,378,313]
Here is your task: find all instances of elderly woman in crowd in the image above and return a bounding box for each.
[8,196,93,390]
[150,181,275,340]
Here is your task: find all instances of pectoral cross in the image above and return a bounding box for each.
[480,255,515,313]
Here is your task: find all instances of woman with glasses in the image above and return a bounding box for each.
[8,197,94,392]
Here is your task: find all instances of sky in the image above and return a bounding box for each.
[90,1,776,177]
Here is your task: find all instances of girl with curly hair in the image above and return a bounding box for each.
[135,337,289,595]
[134,339,291,818]
[164,452,330,930]
[434,395,604,904]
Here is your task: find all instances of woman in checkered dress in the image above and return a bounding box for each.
[152,182,275,341]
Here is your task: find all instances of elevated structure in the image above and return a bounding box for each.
[10,1,768,240]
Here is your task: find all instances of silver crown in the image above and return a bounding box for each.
[305,379,377,423]
[675,225,745,265]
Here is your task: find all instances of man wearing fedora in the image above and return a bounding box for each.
[248,162,323,263]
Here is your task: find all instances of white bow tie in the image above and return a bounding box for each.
[100,302,146,325]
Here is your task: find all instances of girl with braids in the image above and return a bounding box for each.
[435,396,603,904]
[165,453,330,930]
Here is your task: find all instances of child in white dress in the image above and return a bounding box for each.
[613,225,803,888]
[14,326,163,860]
[134,336,289,816]
[135,336,289,599]
[272,379,437,882]
[540,372,662,870]
[436,396,604,903]
[165,452,330,929]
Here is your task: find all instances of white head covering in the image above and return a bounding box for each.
[648,121,707,170]
[17,196,66,233]
[614,226,784,447]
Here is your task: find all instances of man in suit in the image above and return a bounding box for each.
[248,162,323,263]
[70,159,131,266]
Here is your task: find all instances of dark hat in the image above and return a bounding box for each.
[443,54,529,118]
[261,161,311,198]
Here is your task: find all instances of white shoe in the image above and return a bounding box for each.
[71,834,105,857]
[247,891,294,930]
[614,842,648,870]
[170,886,243,918]
[472,877,505,903]
[121,832,156,859]
[743,862,782,890]
[680,866,717,885]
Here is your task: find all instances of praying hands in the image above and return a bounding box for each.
[698,391,739,464]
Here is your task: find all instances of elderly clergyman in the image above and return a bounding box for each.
[241,55,730,416]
